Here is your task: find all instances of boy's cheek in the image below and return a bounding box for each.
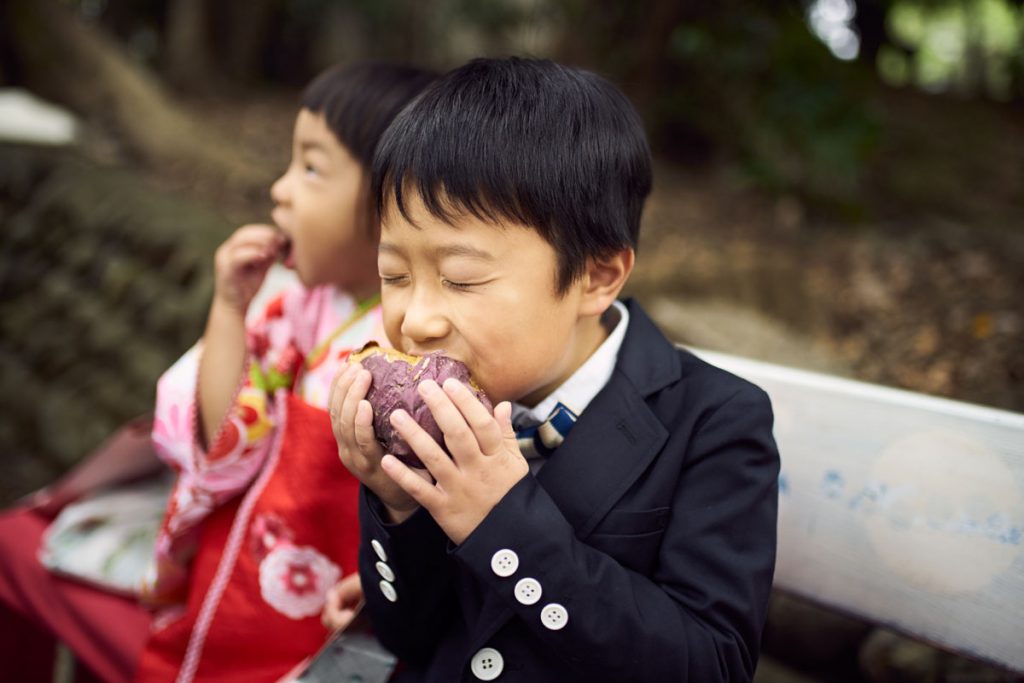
[381,311,408,350]
[475,357,528,402]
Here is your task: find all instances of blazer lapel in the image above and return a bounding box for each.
[537,299,678,536]
[536,370,668,537]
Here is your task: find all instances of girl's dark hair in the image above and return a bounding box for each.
[301,62,438,169]
[372,57,652,294]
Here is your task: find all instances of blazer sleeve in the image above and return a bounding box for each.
[357,486,460,665]
[454,383,779,682]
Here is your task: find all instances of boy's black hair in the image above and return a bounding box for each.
[302,62,437,169]
[372,57,653,294]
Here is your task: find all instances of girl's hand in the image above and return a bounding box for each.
[321,572,364,632]
[381,379,528,545]
[329,364,432,523]
[212,224,287,315]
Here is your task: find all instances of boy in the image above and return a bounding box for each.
[331,57,779,682]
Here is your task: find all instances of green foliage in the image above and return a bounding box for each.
[885,0,1023,99]
[46,0,1019,213]
[658,7,880,208]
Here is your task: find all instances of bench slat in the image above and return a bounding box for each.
[693,349,1024,673]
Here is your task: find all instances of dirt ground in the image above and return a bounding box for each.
[633,161,1024,413]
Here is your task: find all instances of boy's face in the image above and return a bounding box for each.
[378,193,597,406]
[271,109,375,291]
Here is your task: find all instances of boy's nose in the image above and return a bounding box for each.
[399,288,450,346]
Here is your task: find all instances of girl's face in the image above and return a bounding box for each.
[270,109,378,294]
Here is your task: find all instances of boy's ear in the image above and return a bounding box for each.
[579,248,635,317]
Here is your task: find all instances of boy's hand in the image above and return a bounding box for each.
[381,379,528,545]
[329,364,431,522]
[321,572,364,632]
[213,224,287,315]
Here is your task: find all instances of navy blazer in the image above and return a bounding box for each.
[358,299,779,682]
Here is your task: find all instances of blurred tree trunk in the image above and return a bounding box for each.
[164,0,217,93]
[630,0,688,123]
[164,0,283,91]
[1013,10,1024,103]
[215,0,282,82]
[2,0,272,191]
[961,0,988,97]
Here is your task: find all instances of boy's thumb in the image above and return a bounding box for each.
[496,402,516,440]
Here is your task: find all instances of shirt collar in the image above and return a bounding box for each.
[511,300,629,426]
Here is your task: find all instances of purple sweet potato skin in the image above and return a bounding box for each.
[359,351,492,468]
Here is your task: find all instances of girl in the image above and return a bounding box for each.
[134,62,436,683]
[0,61,433,683]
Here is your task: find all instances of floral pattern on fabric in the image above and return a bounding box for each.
[142,283,385,606]
[258,545,341,620]
[249,512,295,563]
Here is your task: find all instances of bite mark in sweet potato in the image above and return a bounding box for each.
[351,343,492,468]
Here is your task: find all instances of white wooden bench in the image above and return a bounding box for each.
[694,349,1024,674]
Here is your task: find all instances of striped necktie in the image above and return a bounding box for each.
[515,402,579,460]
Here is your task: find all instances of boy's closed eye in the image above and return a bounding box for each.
[442,278,490,291]
[439,264,494,292]
[378,274,487,291]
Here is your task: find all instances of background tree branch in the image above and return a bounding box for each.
[2,0,274,194]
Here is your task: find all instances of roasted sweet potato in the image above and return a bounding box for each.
[351,343,492,468]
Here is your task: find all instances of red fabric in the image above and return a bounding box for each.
[136,394,362,682]
[0,507,152,683]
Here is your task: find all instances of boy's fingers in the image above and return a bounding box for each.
[389,410,457,483]
[416,381,478,459]
[338,367,369,445]
[329,365,358,440]
[328,367,347,419]
[381,454,444,511]
[494,401,518,444]
[352,400,383,457]
[440,378,504,456]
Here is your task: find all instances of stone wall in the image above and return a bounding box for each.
[0,143,231,503]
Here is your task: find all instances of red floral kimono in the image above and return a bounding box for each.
[135,282,385,682]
